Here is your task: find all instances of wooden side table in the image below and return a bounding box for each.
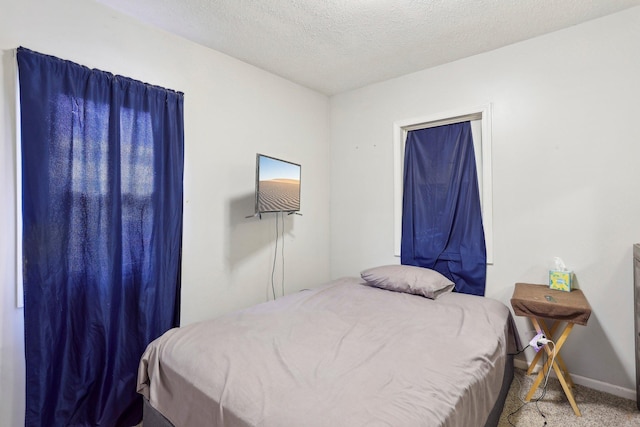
[510,282,592,416]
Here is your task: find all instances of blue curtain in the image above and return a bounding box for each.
[18,47,184,426]
[400,121,486,296]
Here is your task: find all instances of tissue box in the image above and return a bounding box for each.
[549,270,573,292]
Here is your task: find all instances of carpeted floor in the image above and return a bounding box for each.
[498,368,640,426]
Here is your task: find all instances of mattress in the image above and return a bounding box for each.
[137,277,517,427]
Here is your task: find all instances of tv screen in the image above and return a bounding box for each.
[255,154,301,214]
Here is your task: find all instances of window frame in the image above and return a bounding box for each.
[15,54,23,308]
[393,104,493,264]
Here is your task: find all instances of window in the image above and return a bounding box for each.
[393,104,493,263]
[17,47,184,426]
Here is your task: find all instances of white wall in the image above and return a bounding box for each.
[330,7,640,395]
[0,0,330,425]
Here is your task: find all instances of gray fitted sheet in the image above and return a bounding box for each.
[138,277,516,427]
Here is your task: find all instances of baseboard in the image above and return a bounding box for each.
[513,358,637,401]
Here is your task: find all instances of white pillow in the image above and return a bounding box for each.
[360,265,454,299]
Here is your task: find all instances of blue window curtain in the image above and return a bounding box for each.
[400,121,486,296]
[17,47,184,426]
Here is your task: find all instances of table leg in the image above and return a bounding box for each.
[545,321,573,388]
[526,319,560,375]
[525,320,581,416]
[531,319,574,388]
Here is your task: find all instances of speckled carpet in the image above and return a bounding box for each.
[498,368,640,427]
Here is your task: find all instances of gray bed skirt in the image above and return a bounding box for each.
[142,354,514,427]
[484,354,514,427]
[143,397,174,427]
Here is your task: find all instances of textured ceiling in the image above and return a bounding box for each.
[94,0,640,95]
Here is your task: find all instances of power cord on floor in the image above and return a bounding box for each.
[507,339,556,426]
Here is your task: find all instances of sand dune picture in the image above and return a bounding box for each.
[258,178,300,212]
[257,155,301,213]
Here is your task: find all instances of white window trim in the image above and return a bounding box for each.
[393,104,494,264]
[15,50,24,308]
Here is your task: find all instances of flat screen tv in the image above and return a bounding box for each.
[255,154,301,214]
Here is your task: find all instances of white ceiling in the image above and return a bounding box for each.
[94,0,640,95]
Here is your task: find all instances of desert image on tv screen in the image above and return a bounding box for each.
[258,156,300,212]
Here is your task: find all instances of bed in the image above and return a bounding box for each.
[137,266,518,427]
